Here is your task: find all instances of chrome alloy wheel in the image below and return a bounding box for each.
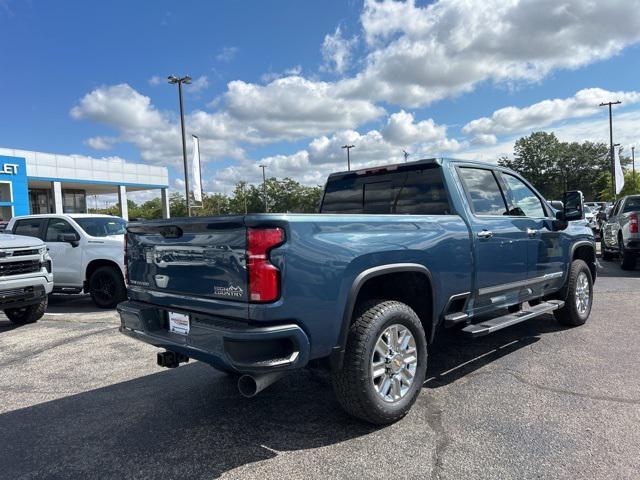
[575,271,591,316]
[370,324,418,403]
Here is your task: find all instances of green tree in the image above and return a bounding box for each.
[498,132,609,200]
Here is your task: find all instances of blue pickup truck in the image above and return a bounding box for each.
[118,158,596,424]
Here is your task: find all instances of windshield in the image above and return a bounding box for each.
[75,217,127,237]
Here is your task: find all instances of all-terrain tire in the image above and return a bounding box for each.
[89,266,127,308]
[331,300,427,425]
[554,260,593,327]
[4,296,48,324]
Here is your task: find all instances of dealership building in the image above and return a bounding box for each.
[0,147,170,221]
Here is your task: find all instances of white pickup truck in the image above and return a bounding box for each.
[0,233,53,324]
[6,214,127,308]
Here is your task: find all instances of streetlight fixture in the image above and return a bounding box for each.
[168,74,192,216]
[341,144,355,171]
[259,164,268,212]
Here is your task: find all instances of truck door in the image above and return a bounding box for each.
[44,218,83,287]
[498,172,566,297]
[457,167,530,311]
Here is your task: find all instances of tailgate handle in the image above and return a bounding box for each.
[159,226,183,238]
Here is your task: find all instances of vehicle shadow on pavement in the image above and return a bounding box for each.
[0,363,377,479]
[0,319,21,333]
[46,293,107,314]
[425,314,565,388]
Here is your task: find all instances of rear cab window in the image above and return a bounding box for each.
[320,165,452,215]
[622,197,640,213]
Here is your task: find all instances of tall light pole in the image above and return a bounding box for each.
[168,74,192,216]
[599,100,621,199]
[403,149,410,162]
[341,144,355,171]
[259,164,268,212]
[632,146,636,194]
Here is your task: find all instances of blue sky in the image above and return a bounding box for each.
[2,0,640,200]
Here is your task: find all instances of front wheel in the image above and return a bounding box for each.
[331,300,427,425]
[4,296,48,324]
[89,266,126,308]
[554,260,593,326]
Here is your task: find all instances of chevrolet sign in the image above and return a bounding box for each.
[1,164,19,175]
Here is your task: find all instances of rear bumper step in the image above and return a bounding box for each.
[462,300,564,338]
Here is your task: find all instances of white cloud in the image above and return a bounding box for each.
[84,136,117,150]
[71,84,245,166]
[342,0,640,107]
[216,46,238,62]
[189,75,209,93]
[260,65,303,83]
[321,26,358,74]
[463,88,640,139]
[382,110,448,145]
[224,76,385,138]
[148,75,162,86]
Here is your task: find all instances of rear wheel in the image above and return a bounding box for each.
[554,260,592,326]
[89,266,126,308]
[619,237,636,270]
[4,297,48,324]
[331,300,427,425]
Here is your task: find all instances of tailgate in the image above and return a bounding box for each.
[126,216,248,302]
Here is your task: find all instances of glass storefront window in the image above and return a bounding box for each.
[62,189,87,213]
[0,182,11,202]
[29,189,53,214]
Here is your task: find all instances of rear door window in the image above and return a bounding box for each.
[458,168,508,216]
[13,218,45,239]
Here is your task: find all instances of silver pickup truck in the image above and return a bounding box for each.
[0,233,54,324]
[601,195,640,270]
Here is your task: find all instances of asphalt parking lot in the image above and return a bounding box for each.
[1,257,639,480]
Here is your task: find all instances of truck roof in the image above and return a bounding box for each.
[326,157,502,181]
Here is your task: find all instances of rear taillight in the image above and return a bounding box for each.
[630,213,638,234]
[247,227,285,303]
[124,232,129,285]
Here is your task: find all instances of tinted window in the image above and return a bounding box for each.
[363,182,392,214]
[45,219,78,242]
[321,166,451,215]
[75,217,127,237]
[321,178,363,213]
[458,168,507,216]
[13,219,44,239]
[502,173,546,218]
[395,169,451,214]
[622,197,640,213]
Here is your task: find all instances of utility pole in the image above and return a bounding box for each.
[599,100,621,199]
[168,75,192,216]
[259,164,268,212]
[341,144,355,171]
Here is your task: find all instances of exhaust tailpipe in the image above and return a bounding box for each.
[237,371,288,398]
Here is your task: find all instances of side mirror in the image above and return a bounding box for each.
[549,200,564,210]
[61,233,80,247]
[560,190,584,222]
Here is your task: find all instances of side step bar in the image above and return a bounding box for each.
[462,300,564,338]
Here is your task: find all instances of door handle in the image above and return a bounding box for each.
[477,230,493,239]
[527,228,538,237]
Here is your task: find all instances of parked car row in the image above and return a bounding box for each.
[0,215,128,324]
